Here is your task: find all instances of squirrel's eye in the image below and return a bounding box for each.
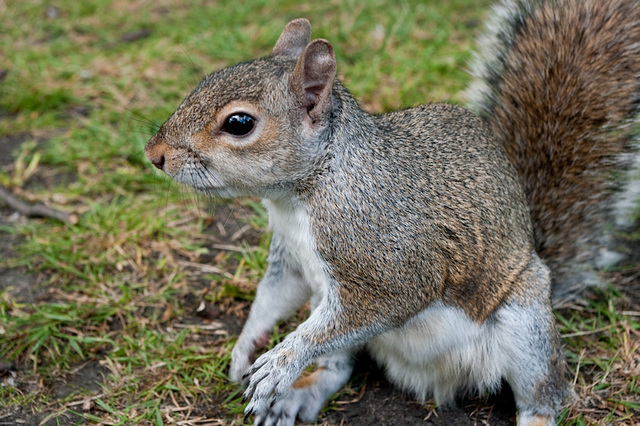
[223,113,255,136]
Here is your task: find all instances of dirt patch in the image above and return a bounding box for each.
[0,266,46,304]
[0,407,85,426]
[0,230,46,304]
[0,361,111,426]
[50,361,111,400]
[0,133,29,167]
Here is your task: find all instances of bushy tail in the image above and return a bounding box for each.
[467,0,640,302]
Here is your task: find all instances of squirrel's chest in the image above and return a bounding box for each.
[263,199,330,296]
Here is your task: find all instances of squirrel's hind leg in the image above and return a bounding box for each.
[502,300,567,426]
[501,257,568,426]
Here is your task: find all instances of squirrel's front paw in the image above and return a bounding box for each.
[253,387,326,426]
[243,343,303,419]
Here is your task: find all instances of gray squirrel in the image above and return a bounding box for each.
[144,0,640,424]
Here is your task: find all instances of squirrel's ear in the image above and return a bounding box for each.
[272,19,311,58]
[292,39,336,124]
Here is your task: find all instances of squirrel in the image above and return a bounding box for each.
[144,0,640,425]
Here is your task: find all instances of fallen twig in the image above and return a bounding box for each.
[562,323,615,338]
[0,184,78,224]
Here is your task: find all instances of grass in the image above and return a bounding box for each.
[0,0,638,425]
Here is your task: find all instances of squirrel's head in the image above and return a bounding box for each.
[145,19,337,198]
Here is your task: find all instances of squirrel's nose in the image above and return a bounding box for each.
[145,135,168,170]
[150,154,165,170]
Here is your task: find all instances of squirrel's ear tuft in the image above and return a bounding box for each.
[272,18,312,58]
[292,39,336,124]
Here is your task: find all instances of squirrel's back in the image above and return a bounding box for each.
[468,0,640,301]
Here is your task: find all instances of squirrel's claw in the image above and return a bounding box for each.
[242,342,302,421]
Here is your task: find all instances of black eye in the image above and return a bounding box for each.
[223,113,255,136]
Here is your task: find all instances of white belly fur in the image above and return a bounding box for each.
[367,301,521,405]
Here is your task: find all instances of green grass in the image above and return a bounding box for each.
[555,284,640,424]
[0,0,638,425]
